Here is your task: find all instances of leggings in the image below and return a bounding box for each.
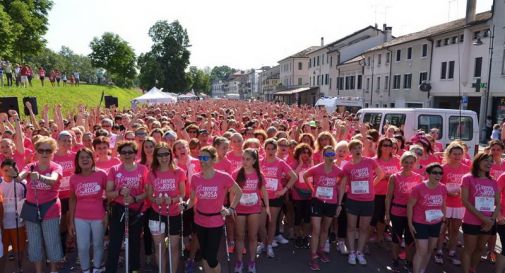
[195,224,223,268]
[75,218,105,271]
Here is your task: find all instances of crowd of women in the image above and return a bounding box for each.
[0,99,503,273]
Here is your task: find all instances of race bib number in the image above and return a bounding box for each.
[446,183,460,194]
[475,197,494,212]
[240,193,259,206]
[316,187,333,200]
[425,209,444,222]
[265,178,279,191]
[351,181,369,194]
[59,176,70,191]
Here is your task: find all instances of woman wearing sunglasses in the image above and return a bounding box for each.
[105,141,148,273]
[339,139,384,265]
[146,143,186,273]
[303,146,343,271]
[68,148,108,273]
[407,163,447,273]
[461,153,499,273]
[180,146,242,273]
[233,148,270,273]
[385,152,422,272]
[258,138,297,258]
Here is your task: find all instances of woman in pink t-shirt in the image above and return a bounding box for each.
[139,137,156,168]
[225,133,244,174]
[93,136,120,173]
[68,148,107,273]
[489,140,505,180]
[139,136,156,262]
[435,142,470,265]
[496,172,505,272]
[304,146,343,271]
[232,148,269,273]
[407,163,447,273]
[146,143,186,273]
[339,139,384,265]
[104,141,148,273]
[372,138,400,243]
[181,146,242,273]
[213,137,232,175]
[461,153,500,273]
[0,111,26,169]
[18,136,63,273]
[385,152,422,271]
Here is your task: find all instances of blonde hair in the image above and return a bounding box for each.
[34,136,57,152]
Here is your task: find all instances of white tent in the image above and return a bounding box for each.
[131,87,177,106]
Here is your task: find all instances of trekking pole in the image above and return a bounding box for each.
[179,197,184,258]
[158,193,163,273]
[223,212,232,273]
[123,190,129,273]
[165,194,173,273]
[13,162,23,273]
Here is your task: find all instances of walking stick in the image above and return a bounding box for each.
[223,214,232,273]
[158,193,163,273]
[165,194,173,273]
[123,190,130,273]
[12,162,23,273]
[179,197,184,258]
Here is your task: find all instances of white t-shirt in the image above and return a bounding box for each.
[0,179,27,229]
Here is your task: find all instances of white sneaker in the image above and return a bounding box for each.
[337,240,348,255]
[267,245,275,258]
[323,239,330,253]
[356,251,367,265]
[271,240,279,248]
[348,252,357,265]
[275,234,289,244]
[256,242,265,254]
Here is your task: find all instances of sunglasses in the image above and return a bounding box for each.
[382,144,393,147]
[125,137,135,141]
[120,150,135,155]
[37,149,53,154]
[135,132,147,136]
[323,151,336,157]
[157,152,171,157]
[187,130,198,134]
[430,171,443,175]
[198,155,211,162]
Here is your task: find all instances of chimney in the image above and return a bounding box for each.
[465,0,476,24]
[384,26,393,42]
[321,37,324,47]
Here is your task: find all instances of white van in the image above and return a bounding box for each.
[356,108,480,156]
[315,97,363,113]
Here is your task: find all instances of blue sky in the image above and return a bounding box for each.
[44,0,494,69]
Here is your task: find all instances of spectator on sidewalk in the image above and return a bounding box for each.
[39,67,46,87]
[4,61,13,87]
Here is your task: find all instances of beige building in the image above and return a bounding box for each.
[278,46,318,89]
[259,65,280,101]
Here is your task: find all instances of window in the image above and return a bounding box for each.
[317,75,320,85]
[367,57,371,66]
[393,75,401,89]
[444,38,449,45]
[418,115,443,135]
[449,116,473,140]
[422,44,428,57]
[377,76,381,90]
[363,113,383,131]
[451,36,457,44]
[313,76,315,86]
[502,49,505,75]
[309,59,312,68]
[366,78,370,90]
[474,57,482,77]
[403,74,412,89]
[441,62,447,79]
[386,52,390,64]
[473,31,480,39]
[298,62,302,70]
[436,40,442,47]
[448,61,455,79]
[345,76,350,90]
[325,74,329,85]
[357,75,362,89]
[419,72,428,85]
[337,77,344,90]
[317,56,320,66]
[378,54,382,65]
[407,47,412,60]
[459,34,464,43]
[385,76,389,90]
[322,54,325,65]
[383,114,406,134]
[298,77,302,85]
[330,56,332,67]
[396,50,401,62]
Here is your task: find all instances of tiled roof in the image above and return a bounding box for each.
[278,46,321,62]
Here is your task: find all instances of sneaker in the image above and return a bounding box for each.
[303,236,310,249]
[267,245,275,258]
[93,267,105,273]
[434,252,444,265]
[234,261,243,273]
[309,258,320,271]
[356,251,367,265]
[317,250,330,263]
[184,259,195,273]
[228,241,235,254]
[271,240,279,248]
[337,241,348,255]
[487,251,497,263]
[295,237,304,249]
[323,240,330,253]
[329,232,336,244]
[448,251,461,265]
[7,252,14,261]
[275,234,289,244]
[348,252,357,265]
[256,242,265,255]
[247,262,256,273]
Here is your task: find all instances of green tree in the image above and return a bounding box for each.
[187,66,211,95]
[138,20,191,93]
[0,6,15,58]
[210,65,235,82]
[89,32,137,88]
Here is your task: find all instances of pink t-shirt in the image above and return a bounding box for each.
[497,173,505,218]
[312,152,323,165]
[441,163,470,208]
[177,157,201,198]
[342,157,379,202]
[107,164,148,210]
[95,156,121,174]
[461,174,497,225]
[390,172,423,217]
[53,151,76,199]
[233,170,263,214]
[23,161,63,220]
[215,158,233,175]
[415,154,440,179]
[290,162,313,201]
[374,157,400,195]
[260,157,293,199]
[69,170,107,220]
[225,152,242,174]
[490,160,505,181]
[410,182,447,225]
[192,170,234,228]
[147,168,186,216]
[305,163,343,204]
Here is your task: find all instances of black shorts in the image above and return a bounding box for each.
[412,222,442,239]
[269,197,284,208]
[462,222,497,236]
[370,195,386,226]
[390,215,414,246]
[346,198,375,217]
[148,208,182,236]
[497,224,505,255]
[310,199,337,218]
[183,208,195,236]
[195,224,223,267]
[293,200,311,225]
